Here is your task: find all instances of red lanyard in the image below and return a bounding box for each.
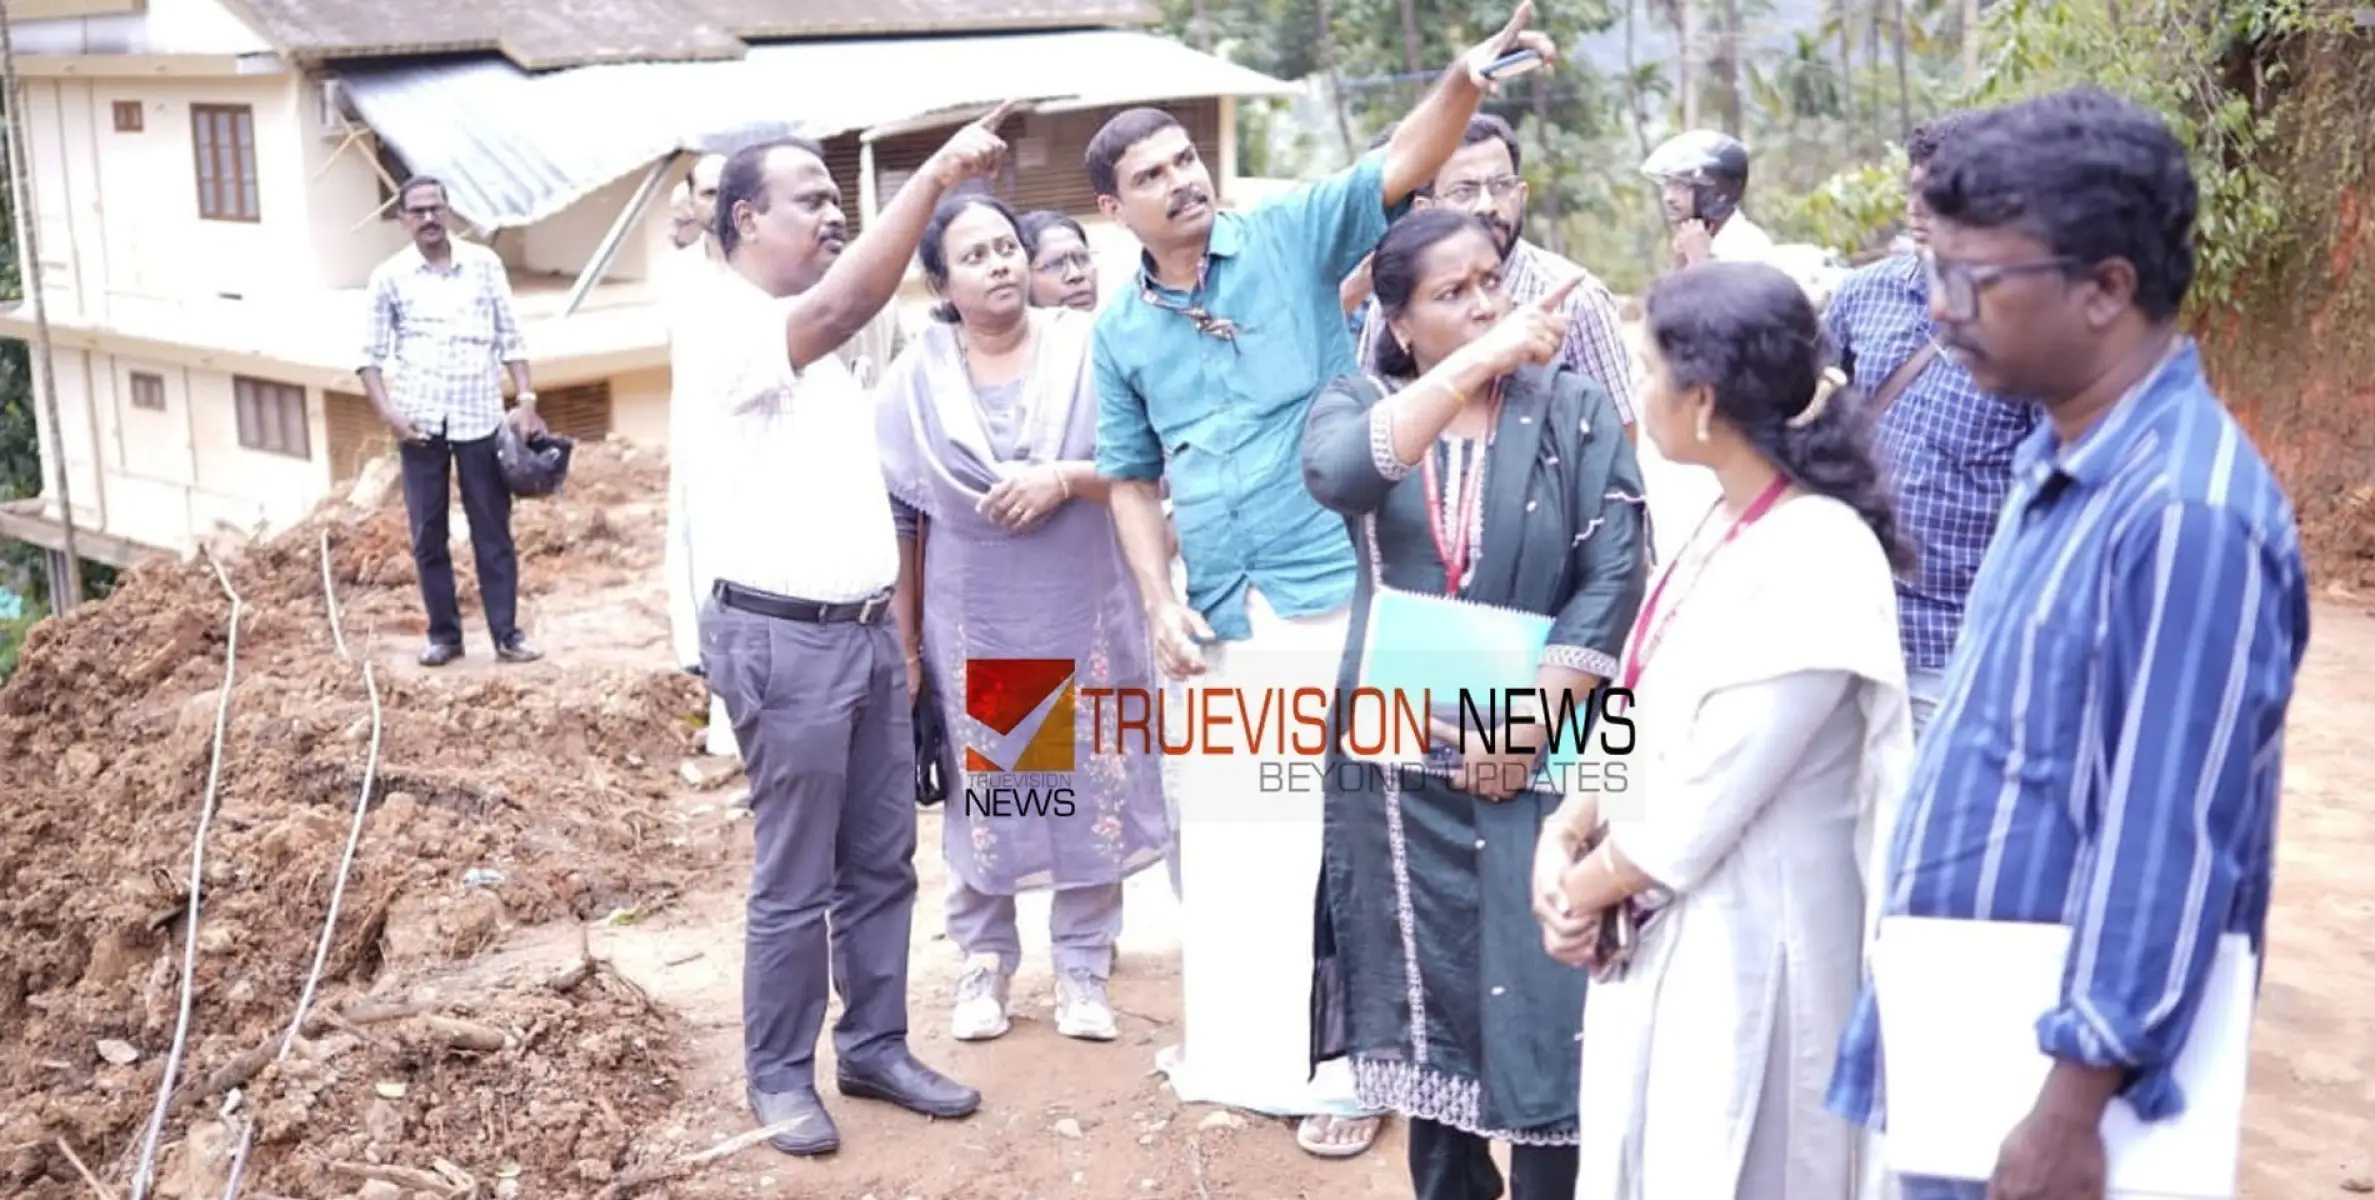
[1620,474,1790,691]
[1418,382,1502,595]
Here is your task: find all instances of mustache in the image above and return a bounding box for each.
[1166,187,1211,217]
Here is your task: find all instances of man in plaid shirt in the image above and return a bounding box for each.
[1352,115,1636,433]
[1823,112,2039,732]
[361,175,545,668]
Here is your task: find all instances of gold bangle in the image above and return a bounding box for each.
[1057,468,1074,501]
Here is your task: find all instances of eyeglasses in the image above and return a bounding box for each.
[1925,253,2079,321]
[1035,250,1095,276]
[1434,175,1523,206]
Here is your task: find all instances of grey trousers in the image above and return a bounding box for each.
[944,878,1126,979]
[699,599,917,1092]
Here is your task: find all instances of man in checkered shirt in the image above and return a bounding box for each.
[1823,111,2040,734]
[360,175,545,668]
[1351,115,1636,434]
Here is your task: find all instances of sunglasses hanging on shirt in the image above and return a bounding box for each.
[1138,258,1239,342]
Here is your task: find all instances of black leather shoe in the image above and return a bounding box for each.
[495,636,542,664]
[836,1051,981,1119]
[418,642,463,667]
[747,1084,839,1156]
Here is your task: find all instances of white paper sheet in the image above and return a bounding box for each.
[1870,915,2256,1199]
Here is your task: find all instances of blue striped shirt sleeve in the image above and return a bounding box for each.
[2035,498,2284,1118]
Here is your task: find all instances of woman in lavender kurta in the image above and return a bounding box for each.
[877,192,1168,1045]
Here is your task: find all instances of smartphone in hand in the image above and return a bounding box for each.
[1481,47,1546,82]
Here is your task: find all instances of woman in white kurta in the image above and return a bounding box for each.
[1533,261,1916,1200]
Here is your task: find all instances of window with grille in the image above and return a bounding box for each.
[112,101,143,132]
[191,104,259,222]
[233,376,310,458]
[128,371,165,411]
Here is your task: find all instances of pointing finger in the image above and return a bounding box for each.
[1496,0,1536,40]
[1536,272,1585,312]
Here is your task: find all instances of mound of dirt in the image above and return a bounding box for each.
[2301,483,2375,596]
[0,442,712,1198]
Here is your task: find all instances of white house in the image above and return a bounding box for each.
[0,0,1296,597]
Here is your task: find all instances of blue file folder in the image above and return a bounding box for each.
[1352,586,1590,788]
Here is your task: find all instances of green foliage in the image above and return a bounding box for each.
[1772,147,1908,257]
[1963,0,2347,320]
[0,102,115,677]
[0,606,34,682]
[2,122,48,662]
[1161,0,1992,282]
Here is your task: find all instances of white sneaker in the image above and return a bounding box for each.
[951,954,1011,1041]
[1054,969,1118,1041]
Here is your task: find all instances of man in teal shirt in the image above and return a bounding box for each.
[1086,2,1555,1160]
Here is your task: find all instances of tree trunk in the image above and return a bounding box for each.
[1314,0,1357,155]
[0,6,85,607]
[1867,1,1883,147]
[1892,0,1913,144]
[1678,0,1701,128]
[1718,0,1744,133]
[1837,0,1857,148]
[1397,0,1425,75]
[1625,0,1654,157]
[1532,79,1564,255]
[1962,0,1981,79]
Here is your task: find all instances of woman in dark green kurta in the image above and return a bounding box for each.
[1299,209,1648,1199]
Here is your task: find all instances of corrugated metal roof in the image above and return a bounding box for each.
[337,30,1300,231]
[220,0,1155,70]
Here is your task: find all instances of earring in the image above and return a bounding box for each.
[1694,408,1712,443]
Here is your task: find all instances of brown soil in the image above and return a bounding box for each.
[2,437,2368,1200]
[0,443,707,1198]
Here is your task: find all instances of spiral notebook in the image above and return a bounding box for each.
[1352,583,1590,790]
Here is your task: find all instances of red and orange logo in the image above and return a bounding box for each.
[964,658,1077,773]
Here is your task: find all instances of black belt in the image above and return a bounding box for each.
[713,580,893,625]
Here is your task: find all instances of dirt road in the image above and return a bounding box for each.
[556,601,2375,1199]
[8,440,2362,1199]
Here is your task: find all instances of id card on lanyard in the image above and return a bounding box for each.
[1620,473,1791,693]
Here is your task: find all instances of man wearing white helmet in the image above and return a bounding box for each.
[1641,129,1777,268]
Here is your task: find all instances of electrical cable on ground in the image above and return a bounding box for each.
[319,527,351,662]
[128,548,243,1200]
[217,530,384,1199]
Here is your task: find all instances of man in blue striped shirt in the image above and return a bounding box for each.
[1825,110,2038,734]
[1826,87,2311,1200]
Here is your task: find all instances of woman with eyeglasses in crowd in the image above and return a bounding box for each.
[1017,210,1100,312]
[877,191,1170,1047]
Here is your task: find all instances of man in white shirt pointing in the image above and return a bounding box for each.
[672,105,1021,1159]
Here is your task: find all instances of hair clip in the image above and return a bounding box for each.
[1790,366,1848,428]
